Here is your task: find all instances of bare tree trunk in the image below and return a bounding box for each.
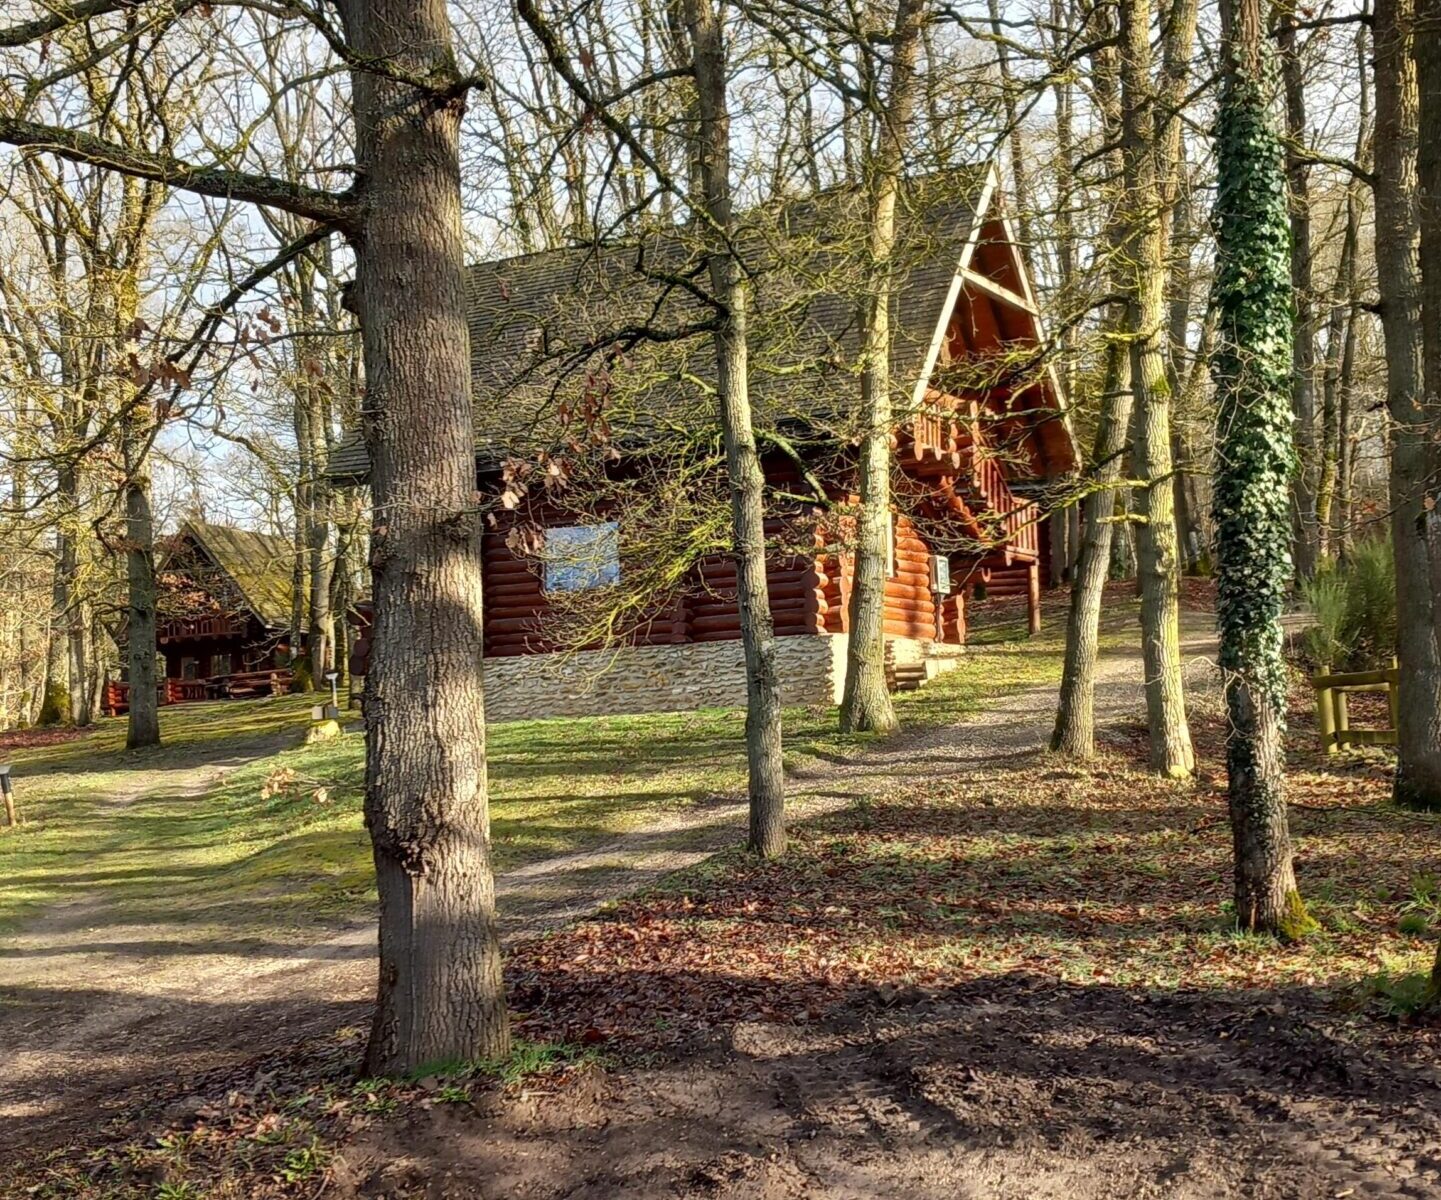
[987,0,1038,279]
[1410,0,1441,804]
[683,0,786,856]
[340,0,509,1074]
[1375,0,1441,810]
[1226,680,1307,932]
[1318,184,1360,554]
[1164,136,1202,574]
[122,408,160,750]
[1053,339,1132,758]
[841,0,925,736]
[1279,7,1320,580]
[289,490,307,666]
[39,538,68,725]
[1048,506,1070,586]
[1052,4,1130,760]
[1335,20,1371,561]
[1119,0,1194,776]
[1336,291,1359,559]
[308,516,335,685]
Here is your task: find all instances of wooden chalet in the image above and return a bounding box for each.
[104,520,298,714]
[329,165,1077,721]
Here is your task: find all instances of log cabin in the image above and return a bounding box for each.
[103,520,298,714]
[329,164,1078,722]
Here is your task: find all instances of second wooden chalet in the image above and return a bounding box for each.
[330,164,1077,721]
[104,520,299,714]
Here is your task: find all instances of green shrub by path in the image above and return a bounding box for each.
[1300,538,1397,671]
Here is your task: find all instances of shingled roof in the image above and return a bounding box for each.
[327,165,994,481]
[173,520,297,630]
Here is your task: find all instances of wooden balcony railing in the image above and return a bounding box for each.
[158,614,247,643]
[970,450,1039,563]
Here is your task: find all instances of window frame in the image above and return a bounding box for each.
[542,521,622,594]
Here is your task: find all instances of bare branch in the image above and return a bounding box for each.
[0,115,358,226]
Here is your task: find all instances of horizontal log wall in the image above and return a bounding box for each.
[480,451,986,655]
[886,518,940,641]
[482,511,831,657]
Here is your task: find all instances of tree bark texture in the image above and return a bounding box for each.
[1376,0,1441,810]
[122,407,160,751]
[1119,0,1194,776]
[1400,0,1441,812]
[39,537,69,726]
[1317,180,1360,554]
[684,0,786,856]
[1225,678,1309,934]
[54,463,90,727]
[1053,339,1132,758]
[341,0,510,1074]
[1052,5,1130,760]
[1279,9,1320,580]
[841,0,925,737]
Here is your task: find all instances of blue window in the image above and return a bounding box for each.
[544,522,620,592]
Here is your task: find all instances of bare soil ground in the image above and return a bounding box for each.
[7,595,1441,1198]
[331,977,1441,1200]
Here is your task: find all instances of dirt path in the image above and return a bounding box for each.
[0,614,1206,1158]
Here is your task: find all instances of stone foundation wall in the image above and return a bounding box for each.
[482,635,847,723]
[477,632,963,723]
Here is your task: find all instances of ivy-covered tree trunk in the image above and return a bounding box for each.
[1211,0,1314,939]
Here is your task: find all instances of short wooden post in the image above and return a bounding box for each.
[1315,669,1336,754]
[1027,561,1041,636]
[1332,684,1350,747]
[1387,656,1400,738]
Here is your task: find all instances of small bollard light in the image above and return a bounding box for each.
[307,672,343,744]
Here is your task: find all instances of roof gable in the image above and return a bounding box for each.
[328,163,1077,479]
[168,520,297,631]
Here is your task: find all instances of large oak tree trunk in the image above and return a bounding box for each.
[841,0,925,737]
[1212,0,1313,938]
[1375,0,1441,810]
[684,0,786,857]
[341,0,509,1074]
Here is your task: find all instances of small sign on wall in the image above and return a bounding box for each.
[930,554,951,595]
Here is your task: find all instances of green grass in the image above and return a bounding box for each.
[0,594,1123,940]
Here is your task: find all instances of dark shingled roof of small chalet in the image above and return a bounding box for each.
[327,166,995,482]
